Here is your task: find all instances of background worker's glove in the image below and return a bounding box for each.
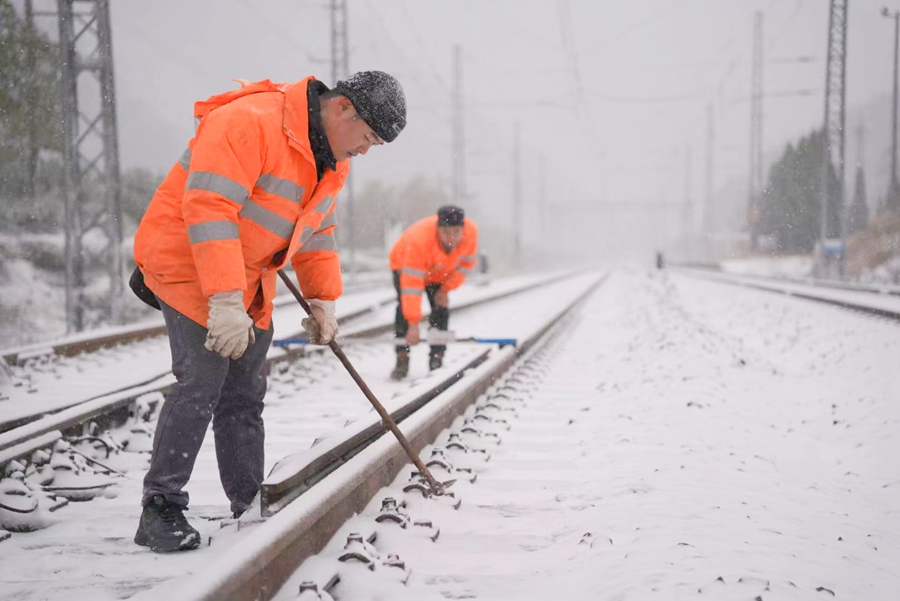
[302,299,338,344]
[205,290,255,359]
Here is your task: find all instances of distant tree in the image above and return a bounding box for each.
[0,0,62,198]
[337,180,395,249]
[758,129,840,253]
[847,166,869,234]
[337,176,450,250]
[394,176,450,226]
[120,168,164,231]
[884,181,900,216]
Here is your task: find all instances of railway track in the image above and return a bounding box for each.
[0,270,580,435]
[3,268,894,600]
[671,266,900,321]
[0,271,595,557]
[134,272,605,601]
[0,273,394,367]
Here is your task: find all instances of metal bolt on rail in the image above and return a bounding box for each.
[425,448,454,471]
[374,497,410,527]
[412,519,441,542]
[445,432,489,457]
[382,553,406,571]
[337,532,379,568]
[296,581,334,601]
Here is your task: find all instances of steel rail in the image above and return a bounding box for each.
[0,298,390,436]
[336,268,587,339]
[670,262,900,297]
[672,267,900,321]
[1,280,393,366]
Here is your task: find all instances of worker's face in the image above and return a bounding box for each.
[437,225,464,250]
[324,98,385,161]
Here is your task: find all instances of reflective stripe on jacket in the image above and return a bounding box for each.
[388,215,478,324]
[134,77,348,330]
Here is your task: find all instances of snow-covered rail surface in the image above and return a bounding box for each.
[674,266,900,320]
[1,268,897,601]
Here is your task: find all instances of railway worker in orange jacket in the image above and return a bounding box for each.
[129,71,406,552]
[388,205,478,379]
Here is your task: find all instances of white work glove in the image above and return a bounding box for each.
[205,290,255,359]
[302,299,337,344]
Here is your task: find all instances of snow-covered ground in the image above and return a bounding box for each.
[720,255,814,279]
[283,269,900,600]
[1,269,898,600]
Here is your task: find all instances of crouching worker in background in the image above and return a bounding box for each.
[129,71,406,552]
[388,205,478,379]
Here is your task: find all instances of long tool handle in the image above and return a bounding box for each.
[277,270,445,495]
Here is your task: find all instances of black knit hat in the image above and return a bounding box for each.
[334,71,406,143]
[437,205,465,227]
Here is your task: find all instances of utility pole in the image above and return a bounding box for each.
[538,153,546,244]
[331,0,355,279]
[819,0,848,276]
[884,7,900,200]
[683,145,693,251]
[451,44,465,204]
[24,0,38,200]
[57,0,123,332]
[704,104,715,246]
[513,122,522,262]
[749,11,764,250]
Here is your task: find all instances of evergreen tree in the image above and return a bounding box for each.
[336,177,451,250]
[0,0,62,198]
[847,166,869,234]
[884,181,900,216]
[758,129,840,253]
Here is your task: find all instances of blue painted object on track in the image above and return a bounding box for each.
[273,337,517,349]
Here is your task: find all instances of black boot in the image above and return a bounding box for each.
[134,495,201,552]
[428,349,444,371]
[390,349,410,380]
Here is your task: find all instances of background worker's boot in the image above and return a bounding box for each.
[390,349,410,380]
[428,349,444,371]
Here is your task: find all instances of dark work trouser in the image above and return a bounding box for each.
[393,270,449,357]
[142,299,273,515]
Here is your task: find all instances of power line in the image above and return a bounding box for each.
[600,0,685,46]
[236,0,321,65]
[362,0,444,98]
[398,0,451,91]
[727,88,818,107]
[459,0,558,50]
[766,0,806,54]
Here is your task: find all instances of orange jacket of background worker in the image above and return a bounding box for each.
[134,77,347,332]
[389,213,478,325]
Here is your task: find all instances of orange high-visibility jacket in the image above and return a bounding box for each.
[388,215,478,324]
[134,77,348,330]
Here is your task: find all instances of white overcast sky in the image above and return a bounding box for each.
[25,0,900,248]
